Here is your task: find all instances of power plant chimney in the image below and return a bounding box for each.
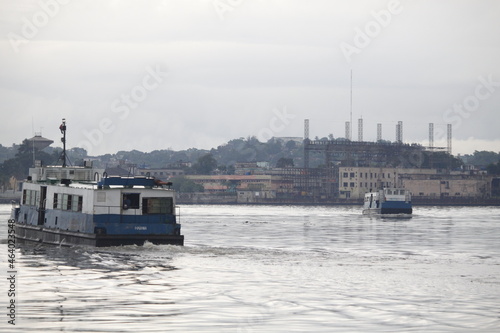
[396,121,403,143]
[429,123,434,149]
[447,123,452,154]
[358,118,363,142]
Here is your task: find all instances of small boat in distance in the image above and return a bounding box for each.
[10,119,184,247]
[362,188,412,216]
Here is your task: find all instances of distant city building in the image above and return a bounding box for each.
[186,175,282,193]
[168,160,192,168]
[400,173,491,199]
[338,167,437,199]
[234,162,270,175]
[136,168,185,179]
[337,166,492,200]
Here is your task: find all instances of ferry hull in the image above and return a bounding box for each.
[15,222,184,247]
[362,208,413,216]
[363,188,412,216]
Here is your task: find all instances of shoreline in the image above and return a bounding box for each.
[3,194,499,207]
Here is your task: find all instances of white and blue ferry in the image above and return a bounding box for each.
[11,120,183,247]
[362,188,412,216]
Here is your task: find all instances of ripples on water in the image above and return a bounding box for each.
[1,204,499,332]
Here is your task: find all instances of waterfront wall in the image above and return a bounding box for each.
[176,192,500,206]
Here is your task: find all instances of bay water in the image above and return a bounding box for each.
[1,204,499,332]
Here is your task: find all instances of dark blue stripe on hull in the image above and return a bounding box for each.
[15,223,184,247]
[380,201,412,214]
[380,207,413,214]
[93,214,181,235]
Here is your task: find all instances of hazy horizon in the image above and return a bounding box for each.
[1,0,499,156]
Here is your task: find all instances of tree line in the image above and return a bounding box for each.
[1,135,499,190]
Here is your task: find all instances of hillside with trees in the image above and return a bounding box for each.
[0,135,491,189]
[460,151,500,168]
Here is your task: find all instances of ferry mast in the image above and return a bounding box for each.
[59,118,67,167]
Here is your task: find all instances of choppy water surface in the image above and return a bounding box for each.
[1,204,499,332]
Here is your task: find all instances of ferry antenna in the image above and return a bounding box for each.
[59,118,68,167]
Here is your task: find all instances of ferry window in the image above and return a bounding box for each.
[66,195,72,210]
[142,197,173,214]
[71,196,79,212]
[387,189,392,195]
[78,196,83,211]
[123,193,140,209]
[30,190,38,206]
[53,193,58,209]
[22,190,27,205]
[57,194,63,210]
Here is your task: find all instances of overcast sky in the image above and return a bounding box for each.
[1,0,499,156]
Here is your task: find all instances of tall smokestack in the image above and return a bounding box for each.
[396,121,403,143]
[447,123,452,154]
[358,118,363,142]
[429,123,434,149]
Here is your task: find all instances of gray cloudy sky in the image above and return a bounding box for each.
[1,0,499,156]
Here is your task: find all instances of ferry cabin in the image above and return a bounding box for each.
[14,166,182,246]
[363,188,412,215]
